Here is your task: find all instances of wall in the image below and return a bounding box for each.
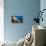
[0,0,4,42]
[40,0,46,27]
[4,0,40,42]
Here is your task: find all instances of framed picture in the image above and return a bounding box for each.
[11,16,23,23]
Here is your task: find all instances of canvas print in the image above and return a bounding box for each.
[11,16,23,23]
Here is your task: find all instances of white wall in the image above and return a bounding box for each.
[0,0,4,42]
